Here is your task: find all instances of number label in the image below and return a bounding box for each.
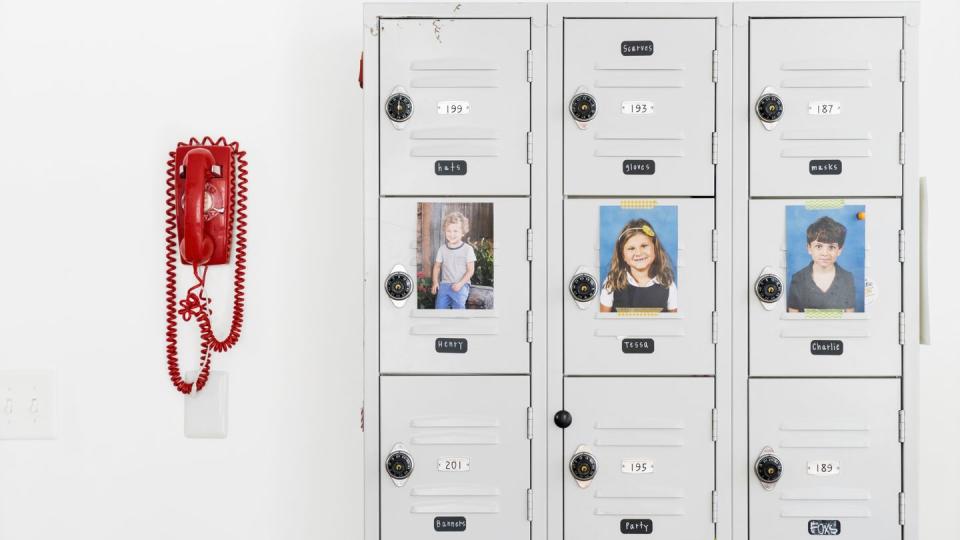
[807,461,840,476]
[621,101,656,115]
[437,101,470,115]
[808,102,841,115]
[438,457,470,472]
[622,459,654,474]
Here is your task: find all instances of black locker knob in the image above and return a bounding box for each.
[755,454,783,484]
[385,450,414,480]
[384,271,413,301]
[385,93,413,123]
[569,93,597,122]
[569,452,598,482]
[554,410,573,429]
[569,273,598,302]
[755,274,783,304]
[756,93,783,123]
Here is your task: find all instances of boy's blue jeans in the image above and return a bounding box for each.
[436,282,470,309]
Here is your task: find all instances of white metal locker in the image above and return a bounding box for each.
[379,18,532,196]
[564,377,715,540]
[749,198,901,377]
[380,376,531,539]
[564,198,715,375]
[749,18,903,197]
[379,197,530,374]
[564,19,716,197]
[749,378,901,540]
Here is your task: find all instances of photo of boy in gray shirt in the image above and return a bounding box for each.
[431,212,476,309]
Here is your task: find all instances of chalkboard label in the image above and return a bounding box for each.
[810,340,843,356]
[621,41,654,56]
[434,516,467,532]
[808,520,841,535]
[436,338,468,354]
[809,160,842,175]
[435,160,467,176]
[623,160,656,175]
[622,338,655,354]
[620,519,653,534]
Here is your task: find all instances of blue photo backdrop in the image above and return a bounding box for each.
[599,205,679,293]
[785,204,866,312]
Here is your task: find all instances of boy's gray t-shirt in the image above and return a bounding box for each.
[436,242,477,283]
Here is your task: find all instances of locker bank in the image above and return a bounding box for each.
[361,3,924,540]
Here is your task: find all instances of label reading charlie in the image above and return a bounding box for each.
[436,338,468,354]
[808,520,841,535]
[810,340,843,356]
[623,160,656,175]
[434,517,467,532]
[622,338,655,354]
[621,41,654,56]
[620,519,653,534]
[809,160,842,175]
[435,160,467,176]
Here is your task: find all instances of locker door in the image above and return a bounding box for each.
[564,198,714,375]
[749,379,901,540]
[749,18,903,197]
[380,197,530,374]
[749,199,901,376]
[564,378,715,540]
[379,18,531,196]
[564,19,716,197]
[381,376,530,540]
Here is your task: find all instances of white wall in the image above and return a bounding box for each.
[0,0,956,538]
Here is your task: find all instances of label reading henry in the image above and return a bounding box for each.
[435,160,467,176]
[810,340,843,356]
[622,338,655,354]
[620,519,653,534]
[808,520,841,535]
[809,160,842,175]
[621,41,654,56]
[622,160,656,175]
[434,517,467,532]
[436,338,468,354]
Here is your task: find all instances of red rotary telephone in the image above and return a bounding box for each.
[165,137,248,394]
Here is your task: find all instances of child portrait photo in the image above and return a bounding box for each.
[416,202,494,310]
[785,204,866,313]
[598,205,679,313]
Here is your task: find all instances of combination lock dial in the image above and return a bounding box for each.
[569,273,598,302]
[569,93,597,122]
[385,93,413,123]
[756,93,783,123]
[569,452,598,482]
[385,450,414,481]
[755,453,783,484]
[755,274,783,304]
[384,271,413,301]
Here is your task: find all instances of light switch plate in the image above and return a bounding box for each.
[184,371,228,439]
[0,370,57,440]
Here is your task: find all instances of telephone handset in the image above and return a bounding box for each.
[165,137,248,394]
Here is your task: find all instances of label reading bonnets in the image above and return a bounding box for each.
[434,517,467,532]
[808,520,841,535]
[807,461,840,476]
[620,519,653,534]
[436,338,468,354]
[435,160,467,176]
[810,340,843,356]
[809,102,841,115]
[437,101,470,115]
[809,160,842,175]
[438,457,470,472]
[621,101,656,115]
[621,41,654,56]
[622,338,655,353]
[622,459,655,474]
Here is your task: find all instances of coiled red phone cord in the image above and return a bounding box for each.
[164,137,248,394]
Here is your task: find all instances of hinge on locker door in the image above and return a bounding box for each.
[899,492,906,525]
[527,407,534,440]
[526,132,534,164]
[712,50,719,83]
[899,230,906,262]
[712,312,719,344]
[526,489,534,522]
[711,230,719,262]
[711,491,719,523]
[899,410,906,443]
[711,132,719,165]
[900,132,906,165]
[526,311,534,343]
[712,409,719,442]
[899,312,906,345]
[526,229,534,262]
[526,49,534,83]
[900,49,907,82]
